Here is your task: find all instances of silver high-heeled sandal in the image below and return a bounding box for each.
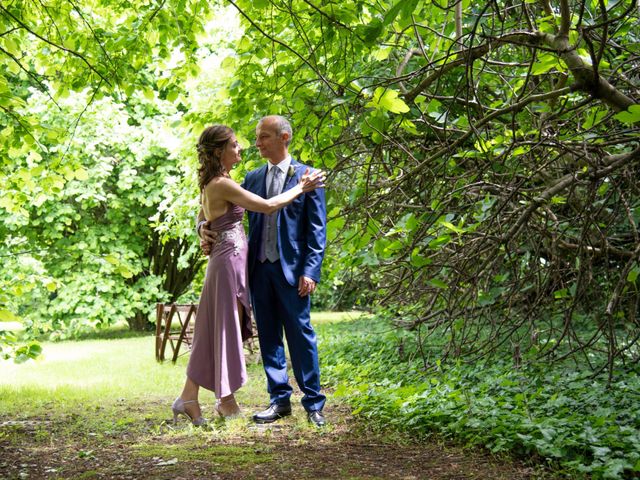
[172,397,207,426]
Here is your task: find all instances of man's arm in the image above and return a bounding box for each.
[196,208,206,237]
[197,207,213,256]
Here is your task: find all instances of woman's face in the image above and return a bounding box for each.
[220,134,242,169]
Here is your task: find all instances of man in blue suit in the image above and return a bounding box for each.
[242,115,327,427]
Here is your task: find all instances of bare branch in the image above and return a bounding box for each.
[405,31,544,103]
[503,146,640,242]
[559,0,572,37]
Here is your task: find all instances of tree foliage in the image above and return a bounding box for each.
[11,91,205,336]
[0,0,212,348]
[221,0,640,375]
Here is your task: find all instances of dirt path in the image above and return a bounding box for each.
[1,399,546,479]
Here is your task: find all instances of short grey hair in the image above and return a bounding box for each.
[260,115,293,146]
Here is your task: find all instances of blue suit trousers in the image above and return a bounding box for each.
[251,259,326,412]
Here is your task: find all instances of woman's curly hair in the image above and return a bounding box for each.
[197,125,234,191]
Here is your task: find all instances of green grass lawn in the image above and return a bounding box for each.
[0,335,196,416]
[0,311,371,446]
[0,311,368,413]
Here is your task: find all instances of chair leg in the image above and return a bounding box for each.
[159,304,176,362]
[155,304,163,361]
[172,309,194,363]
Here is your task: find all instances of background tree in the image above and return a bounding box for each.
[0,0,212,350]
[6,90,206,336]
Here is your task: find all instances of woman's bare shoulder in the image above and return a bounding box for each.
[204,176,236,192]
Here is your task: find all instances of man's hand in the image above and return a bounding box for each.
[298,276,317,297]
[199,223,214,256]
[200,237,211,256]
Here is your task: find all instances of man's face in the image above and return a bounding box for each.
[255,119,287,162]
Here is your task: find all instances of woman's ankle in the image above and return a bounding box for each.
[219,394,236,404]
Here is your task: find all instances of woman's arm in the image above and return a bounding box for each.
[207,169,324,215]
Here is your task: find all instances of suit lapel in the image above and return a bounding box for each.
[282,159,300,192]
[256,164,268,198]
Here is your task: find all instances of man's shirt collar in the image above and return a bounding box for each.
[268,155,292,175]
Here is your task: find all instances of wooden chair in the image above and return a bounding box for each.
[155,303,197,363]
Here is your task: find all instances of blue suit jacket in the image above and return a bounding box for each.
[242,159,326,286]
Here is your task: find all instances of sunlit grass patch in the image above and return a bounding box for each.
[311,310,370,323]
[1,337,181,391]
[0,312,355,421]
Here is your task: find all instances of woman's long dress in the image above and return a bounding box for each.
[186,204,253,398]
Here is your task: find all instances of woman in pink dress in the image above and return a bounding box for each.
[171,125,324,425]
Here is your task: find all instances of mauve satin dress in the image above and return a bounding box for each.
[186,204,253,398]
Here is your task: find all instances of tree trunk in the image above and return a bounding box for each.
[127,310,153,331]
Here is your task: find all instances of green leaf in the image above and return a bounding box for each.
[385,240,404,252]
[362,20,384,46]
[597,182,609,196]
[410,248,430,267]
[382,0,405,26]
[221,56,236,70]
[14,353,30,364]
[4,37,21,56]
[439,220,464,234]
[366,87,410,114]
[400,0,421,19]
[554,288,569,299]
[371,46,392,61]
[404,214,418,232]
[0,309,20,322]
[166,90,179,102]
[531,53,562,75]
[105,254,119,265]
[429,235,450,248]
[429,278,448,289]
[603,459,631,478]
[147,30,159,45]
[74,168,89,181]
[628,266,639,284]
[400,118,418,134]
[28,343,42,356]
[582,107,607,129]
[118,267,134,279]
[614,104,640,124]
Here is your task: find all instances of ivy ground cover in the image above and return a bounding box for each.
[320,315,640,479]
